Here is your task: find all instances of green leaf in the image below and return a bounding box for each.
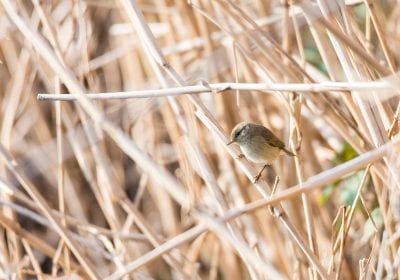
[319,184,335,205]
[334,142,358,165]
[338,170,365,207]
[304,48,327,74]
[321,143,361,205]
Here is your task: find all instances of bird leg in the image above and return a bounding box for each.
[253,164,268,183]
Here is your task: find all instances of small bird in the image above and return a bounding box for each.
[228,122,295,182]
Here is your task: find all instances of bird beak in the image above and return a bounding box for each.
[227,140,234,146]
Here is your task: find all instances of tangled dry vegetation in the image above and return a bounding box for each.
[1,0,400,279]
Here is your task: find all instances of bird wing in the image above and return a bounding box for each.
[259,126,285,149]
[259,126,295,156]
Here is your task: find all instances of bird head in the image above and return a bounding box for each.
[228,122,250,145]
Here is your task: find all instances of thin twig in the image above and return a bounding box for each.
[36,81,395,101]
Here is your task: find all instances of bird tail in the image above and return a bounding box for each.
[282,148,296,157]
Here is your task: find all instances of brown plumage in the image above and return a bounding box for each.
[228,122,295,182]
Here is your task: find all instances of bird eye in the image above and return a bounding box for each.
[235,127,244,138]
[235,131,240,138]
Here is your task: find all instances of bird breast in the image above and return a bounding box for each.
[240,139,281,164]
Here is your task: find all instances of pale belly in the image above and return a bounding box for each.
[240,143,281,164]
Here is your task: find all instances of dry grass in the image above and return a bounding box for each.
[0,0,400,279]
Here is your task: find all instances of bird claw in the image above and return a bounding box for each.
[253,173,262,184]
[236,153,245,160]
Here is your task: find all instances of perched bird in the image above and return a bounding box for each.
[228,122,295,182]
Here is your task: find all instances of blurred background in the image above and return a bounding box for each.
[0,0,399,279]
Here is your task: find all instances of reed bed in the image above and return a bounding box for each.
[0,0,399,279]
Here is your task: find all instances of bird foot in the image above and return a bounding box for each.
[253,173,262,184]
[236,153,245,160]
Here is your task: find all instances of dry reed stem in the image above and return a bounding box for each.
[0,143,100,279]
[0,211,79,272]
[1,0,400,278]
[107,135,399,277]
[37,80,396,100]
